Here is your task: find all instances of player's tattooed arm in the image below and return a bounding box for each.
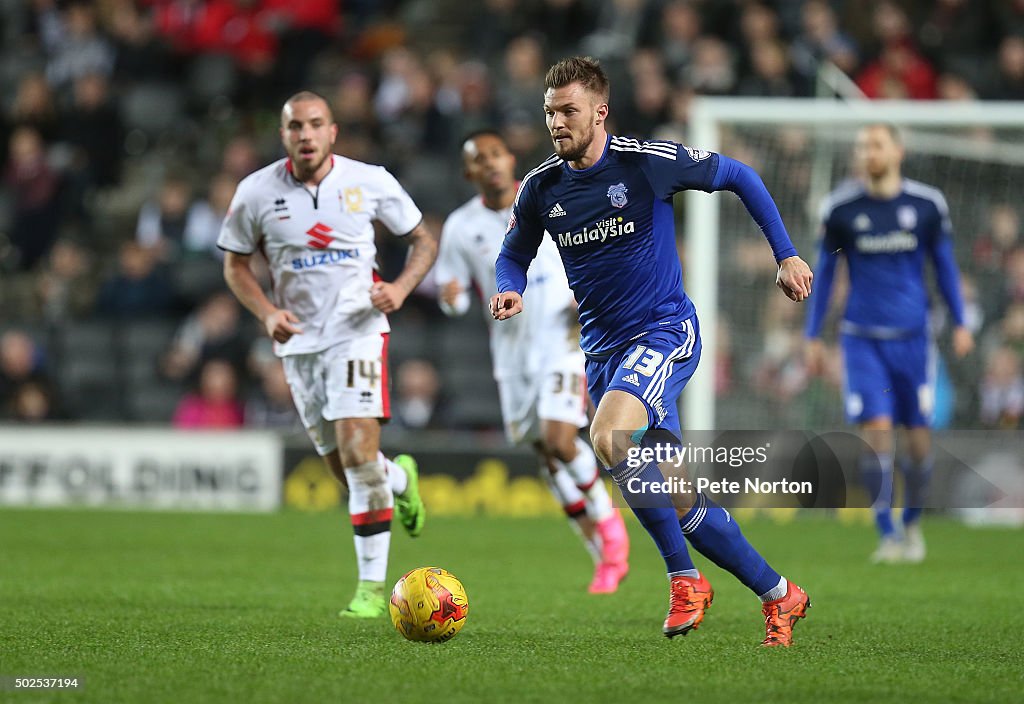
[371,221,439,314]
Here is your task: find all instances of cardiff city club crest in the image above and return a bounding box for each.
[607,182,628,208]
[897,205,917,230]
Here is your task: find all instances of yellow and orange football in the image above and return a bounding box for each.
[389,567,469,643]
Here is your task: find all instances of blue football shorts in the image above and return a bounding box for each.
[585,317,701,437]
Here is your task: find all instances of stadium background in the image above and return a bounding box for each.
[0,0,1021,514]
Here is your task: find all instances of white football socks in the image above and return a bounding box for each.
[344,459,392,583]
[555,438,614,522]
[379,452,408,496]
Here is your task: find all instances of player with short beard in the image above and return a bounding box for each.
[493,56,814,646]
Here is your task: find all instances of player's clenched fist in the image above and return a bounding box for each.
[777,256,814,302]
[490,291,523,320]
[370,281,407,314]
[264,309,303,343]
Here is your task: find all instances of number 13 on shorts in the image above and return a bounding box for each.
[622,345,665,377]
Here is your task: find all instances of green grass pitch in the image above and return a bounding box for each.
[1,509,1021,703]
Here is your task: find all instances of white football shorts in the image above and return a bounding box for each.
[282,332,390,455]
[496,349,588,445]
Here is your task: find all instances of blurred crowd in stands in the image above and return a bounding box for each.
[0,0,1022,432]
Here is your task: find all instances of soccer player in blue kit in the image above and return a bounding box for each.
[492,56,815,646]
[805,124,974,564]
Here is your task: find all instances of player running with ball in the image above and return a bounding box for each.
[219,91,435,618]
[436,130,630,594]
[493,57,814,646]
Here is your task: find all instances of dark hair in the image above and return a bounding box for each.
[461,128,506,148]
[544,56,609,102]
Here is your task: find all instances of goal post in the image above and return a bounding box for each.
[683,98,1024,432]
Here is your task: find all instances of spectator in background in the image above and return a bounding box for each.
[135,172,193,258]
[3,125,62,271]
[173,358,245,429]
[330,71,377,162]
[107,0,174,84]
[986,35,1024,100]
[392,358,448,430]
[95,241,174,318]
[61,72,123,190]
[35,238,96,321]
[0,330,52,419]
[40,0,115,90]
[161,291,251,383]
[973,204,1020,278]
[244,358,302,431]
[737,40,798,97]
[9,380,59,422]
[496,34,546,122]
[999,248,1024,314]
[856,2,938,100]
[60,72,123,227]
[464,0,530,61]
[980,346,1024,428]
[617,50,671,137]
[647,0,702,78]
[182,171,238,259]
[790,0,859,94]
[6,73,60,149]
[736,2,781,82]
[685,37,736,96]
[220,135,262,181]
[917,0,995,83]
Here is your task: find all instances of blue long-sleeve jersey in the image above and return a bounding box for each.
[805,178,966,339]
[496,135,798,355]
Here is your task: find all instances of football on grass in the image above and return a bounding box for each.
[390,567,469,643]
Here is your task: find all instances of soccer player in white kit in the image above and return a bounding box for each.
[218,91,437,618]
[436,130,630,593]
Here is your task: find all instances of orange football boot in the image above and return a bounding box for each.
[761,580,811,647]
[662,573,714,638]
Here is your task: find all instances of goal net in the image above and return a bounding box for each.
[681,99,1024,433]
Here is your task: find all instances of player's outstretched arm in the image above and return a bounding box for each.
[710,156,811,290]
[223,251,303,343]
[371,221,439,314]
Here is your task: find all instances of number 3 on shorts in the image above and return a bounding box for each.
[622,345,664,377]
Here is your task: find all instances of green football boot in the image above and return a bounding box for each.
[339,580,388,618]
[393,454,426,538]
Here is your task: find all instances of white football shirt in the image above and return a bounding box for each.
[218,155,422,356]
[436,195,579,378]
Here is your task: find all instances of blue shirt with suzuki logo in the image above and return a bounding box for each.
[804,178,966,339]
[497,134,798,355]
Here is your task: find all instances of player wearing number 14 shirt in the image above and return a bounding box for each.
[218,91,438,619]
[494,57,815,645]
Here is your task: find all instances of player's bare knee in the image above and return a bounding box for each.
[590,423,627,468]
[542,434,577,464]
